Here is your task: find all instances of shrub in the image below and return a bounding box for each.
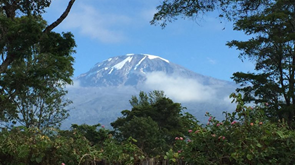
[172,93,295,164]
[0,124,144,165]
[0,126,96,165]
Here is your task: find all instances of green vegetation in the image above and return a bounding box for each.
[1,92,295,164]
[228,1,295,127]
[0,0,76,130]
[171,93,295,164]
[153,0,295,127]
[111,91,198,156]
[1,0,295,164]
[151,0,271,27]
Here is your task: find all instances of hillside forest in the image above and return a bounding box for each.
[1,0,295,164]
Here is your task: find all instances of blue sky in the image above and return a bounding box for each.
[44,0,254,81]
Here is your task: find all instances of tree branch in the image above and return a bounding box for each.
[0,56,13,73]
[43,0,76,33]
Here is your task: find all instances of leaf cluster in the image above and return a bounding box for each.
[226,0,295,126]
[171,93,295,164]
[111,91,198,156]
[0,0,51,17]
[1,92,295,164]
[151,0,272,27]
[0,10,76,129]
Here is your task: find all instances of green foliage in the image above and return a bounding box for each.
[0,126,93,165]
[0,0,51,17]
[0,1,76,129]
[0,124,145,165]
[172,93,295,164]
[151,0,272,27]
[100,137,145,164]
[63,123,110,146]
[0,29,75,129]
[115,116,163,156]
[111,90,198,156]
[227,1,295,126]
[152,0,295,127]
[59,123,146,164]
[1,96,295,164]
[164,149,180,163]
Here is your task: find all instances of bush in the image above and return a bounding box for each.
[2,93,295,164]
[172,93,295,164]
[0,124,144,165]
[0,126,97,165]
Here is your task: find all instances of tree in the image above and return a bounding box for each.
[60,123,110,146]
[111,91,198,156]
[227,1,295,126]
[152,0,295,127]
[0,0,76,73]
[0,49,74,129]
[113,116,163,156]
[151,0,274,27]
[0,1,76,129]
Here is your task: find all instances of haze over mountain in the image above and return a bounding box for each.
[63,54,237,129]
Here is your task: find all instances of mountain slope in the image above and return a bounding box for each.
[76,53,228,87]
[63,54,237,129]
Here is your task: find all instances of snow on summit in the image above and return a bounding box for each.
[134,56,147,70]
[75,53,236,92]
[113,56,133,70]
[106,54,169,71]
[77,53,176,86]
[125,53,169,63]
[143,54,170,63]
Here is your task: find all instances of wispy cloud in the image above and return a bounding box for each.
[207,57,217,65]
[61,4,131,43]
[65,80,81,89]
[143,72,217,103]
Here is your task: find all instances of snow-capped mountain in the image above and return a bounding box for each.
[76,53,226,87]
[64,54,237,129]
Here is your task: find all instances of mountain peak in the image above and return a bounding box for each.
[125,53,170,63]
[76,54,176,87]
[75,53,225,87]
[65,54,237,128]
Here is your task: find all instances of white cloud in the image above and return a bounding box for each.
[61,4,131,43]
[143,72,217,102]
[65,80,81,89]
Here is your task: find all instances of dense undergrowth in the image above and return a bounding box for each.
[0,93,295,165]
